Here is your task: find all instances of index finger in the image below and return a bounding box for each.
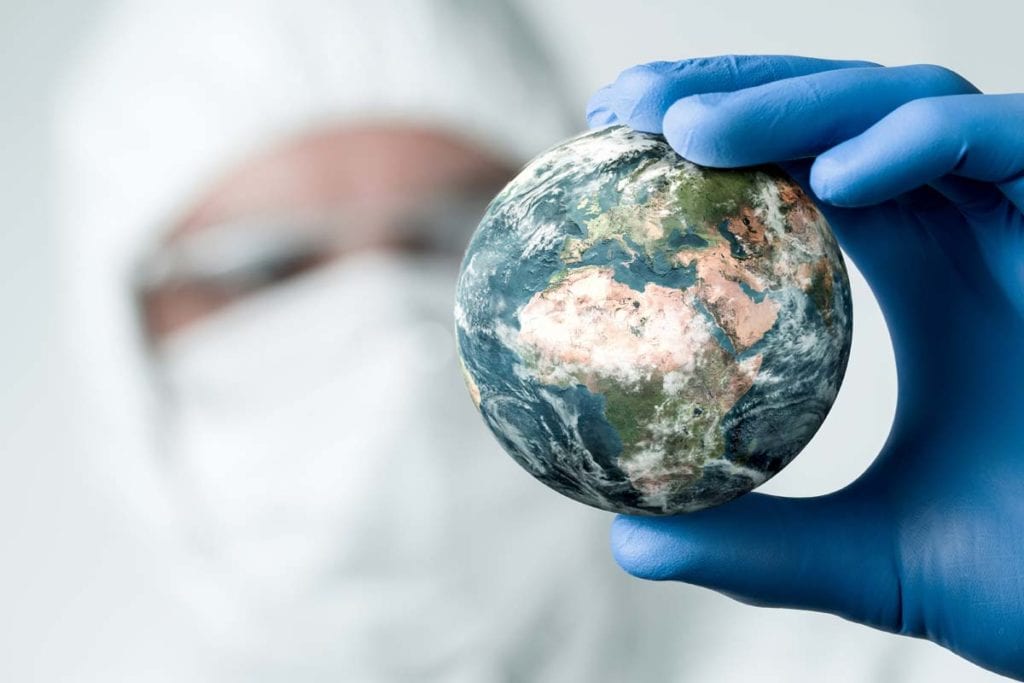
[586,54,880,132]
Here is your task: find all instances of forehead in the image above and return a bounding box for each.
[173,124,516,240]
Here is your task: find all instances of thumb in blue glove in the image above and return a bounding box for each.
[588,55,1024,680]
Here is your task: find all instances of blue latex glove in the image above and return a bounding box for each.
[587,55,1024,679]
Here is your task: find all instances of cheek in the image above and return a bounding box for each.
[140,285,240,339]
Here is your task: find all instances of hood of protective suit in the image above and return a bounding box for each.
[55,0,576,533]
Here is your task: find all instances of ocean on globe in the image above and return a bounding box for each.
[454,125,852,515]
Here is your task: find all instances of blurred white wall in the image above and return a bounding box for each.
[1,0,1020,680]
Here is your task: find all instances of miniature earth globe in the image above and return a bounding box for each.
[454,125,852,515]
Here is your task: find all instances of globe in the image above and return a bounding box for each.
[455,125,853,515]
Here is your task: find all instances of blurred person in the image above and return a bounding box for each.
[52,1,1000,682]
[55,0,689,680]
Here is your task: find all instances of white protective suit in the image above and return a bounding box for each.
[54,0,986,681]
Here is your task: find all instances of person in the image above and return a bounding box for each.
[53,1,1007,679]
[588,55,1024,681]
[55,1,697,680]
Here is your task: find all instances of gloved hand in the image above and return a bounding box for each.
[587,55,1024,680]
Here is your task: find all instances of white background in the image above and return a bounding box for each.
[2,0,1021,680]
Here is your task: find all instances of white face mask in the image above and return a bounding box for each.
[150,249,654,680]
[154,251,479,669]
[158,248,457,559]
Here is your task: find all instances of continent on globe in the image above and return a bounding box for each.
[454,125,852,515]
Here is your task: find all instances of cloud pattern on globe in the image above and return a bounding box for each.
[455,125,852,515]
